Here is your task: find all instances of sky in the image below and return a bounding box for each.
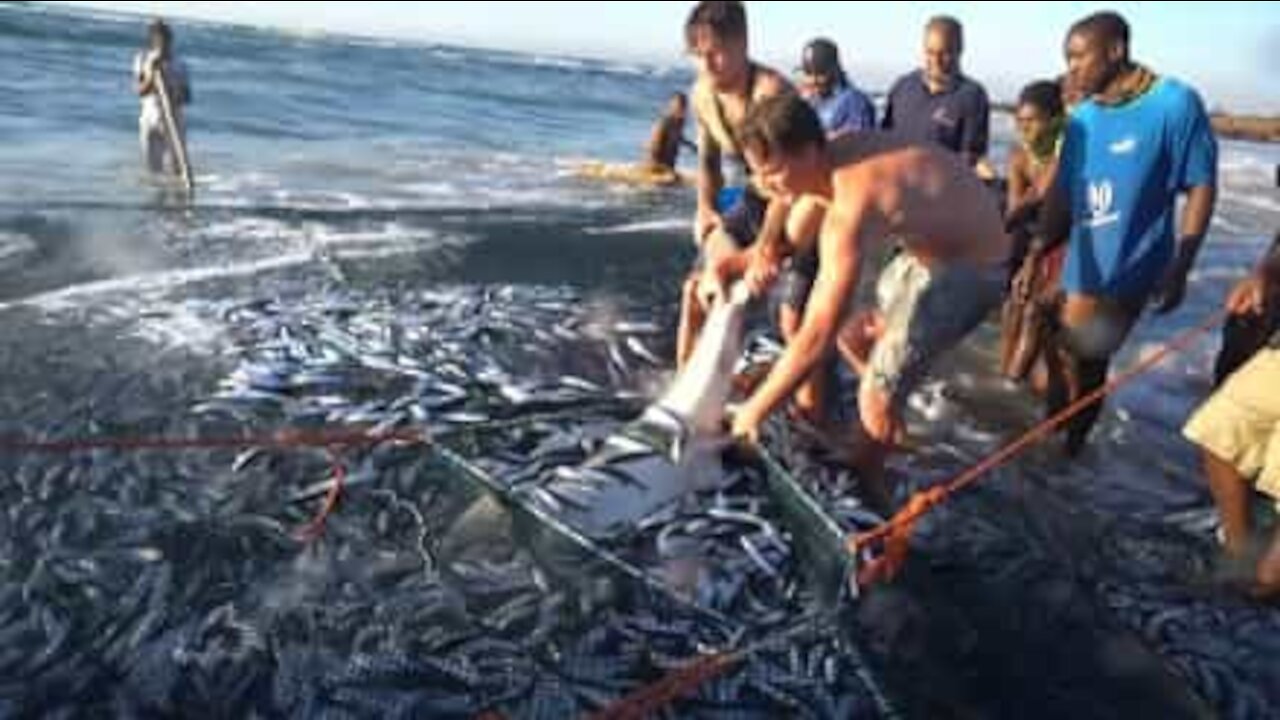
[55,1,1280,113]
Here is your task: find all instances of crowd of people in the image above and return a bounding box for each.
[672,2,1277,601]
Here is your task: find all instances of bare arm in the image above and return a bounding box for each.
[784,197,827,257]
[1174,184,1217,265]
[1006,153,1060,232]
[738,193,794,297]
[1039,170,1071,253]
[135,55,156,96]
[1226,269,1267,316]
[1005,149,1030,221]
[1152,183,1217,314]
[745,195,829,296]
[1033,157,1058,198]
[735,200,865,433]
[755,195,792,257]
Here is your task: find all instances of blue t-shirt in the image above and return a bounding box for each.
[1058,78,1218,300]
[808,85,876,136]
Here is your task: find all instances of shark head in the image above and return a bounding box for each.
[653,283,751,439]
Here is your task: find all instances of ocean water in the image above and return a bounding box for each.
[1,2,1278,717]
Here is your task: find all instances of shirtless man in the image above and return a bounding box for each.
[134,19,191,175]
[642,92,695,177]
[677,1,792,366]
[729,93,1012,508]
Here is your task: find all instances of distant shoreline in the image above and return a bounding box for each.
[1209,115,1280,144]
[992,102,1279,145]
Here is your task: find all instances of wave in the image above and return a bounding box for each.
[584,218,688,236]
[448,45,691,83]
[1220,191,1280,216]
[0,250,315,314]
[0,209,479,314]
[0,229,36,267]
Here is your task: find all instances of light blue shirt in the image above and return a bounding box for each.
[1058,77,1218,300]
[808,85,876,136]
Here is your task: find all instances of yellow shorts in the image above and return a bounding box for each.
[1183,348,1280,504]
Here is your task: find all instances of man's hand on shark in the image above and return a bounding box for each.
[744,245,783,298]
[696,264,731,309]
[693,207,723,249]
[730,405,764,447]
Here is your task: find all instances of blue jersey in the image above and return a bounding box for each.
[1058,77,1218,300]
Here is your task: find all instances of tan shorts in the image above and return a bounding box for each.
[1183,348,1280,505]
[863,253,1007,410]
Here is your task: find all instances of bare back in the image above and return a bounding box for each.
[829,132,1011,266]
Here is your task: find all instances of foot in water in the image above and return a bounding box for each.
[1249,531,1280,602]
[1191,529,1280,604]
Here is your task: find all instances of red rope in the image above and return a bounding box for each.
[292,448,347,543]
[0,425,428,540]
[584,651,742,720]
[848,308,1229,586]
[0,425,426,455]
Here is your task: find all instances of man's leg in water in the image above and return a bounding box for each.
[1255,526,1280,599]
[1058,294,1140,456]
[854,256,1007,510]
[1258,428,1280,596]
[835,257,913,511]
[1183,349,1280,596]
[141,120,166,174]
[854,380,896,513]
[837,311,884,379]
[1063,357,1111,456]
[1200,450,1254,558]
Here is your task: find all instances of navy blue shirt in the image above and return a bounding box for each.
[881,70,990,162]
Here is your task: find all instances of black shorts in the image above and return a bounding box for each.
[691,188,768,273]
[778,251,819,313]
[720,188,768,249]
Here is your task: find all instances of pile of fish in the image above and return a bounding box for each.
[15,277,1275,716]
[192,287,664,431]
[0,285,897,717]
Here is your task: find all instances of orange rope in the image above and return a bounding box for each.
[584,651,742,720]
[0,425,428,540]
[848,308,1229,586]
[292,448,347,543]
[0,425,426,455]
